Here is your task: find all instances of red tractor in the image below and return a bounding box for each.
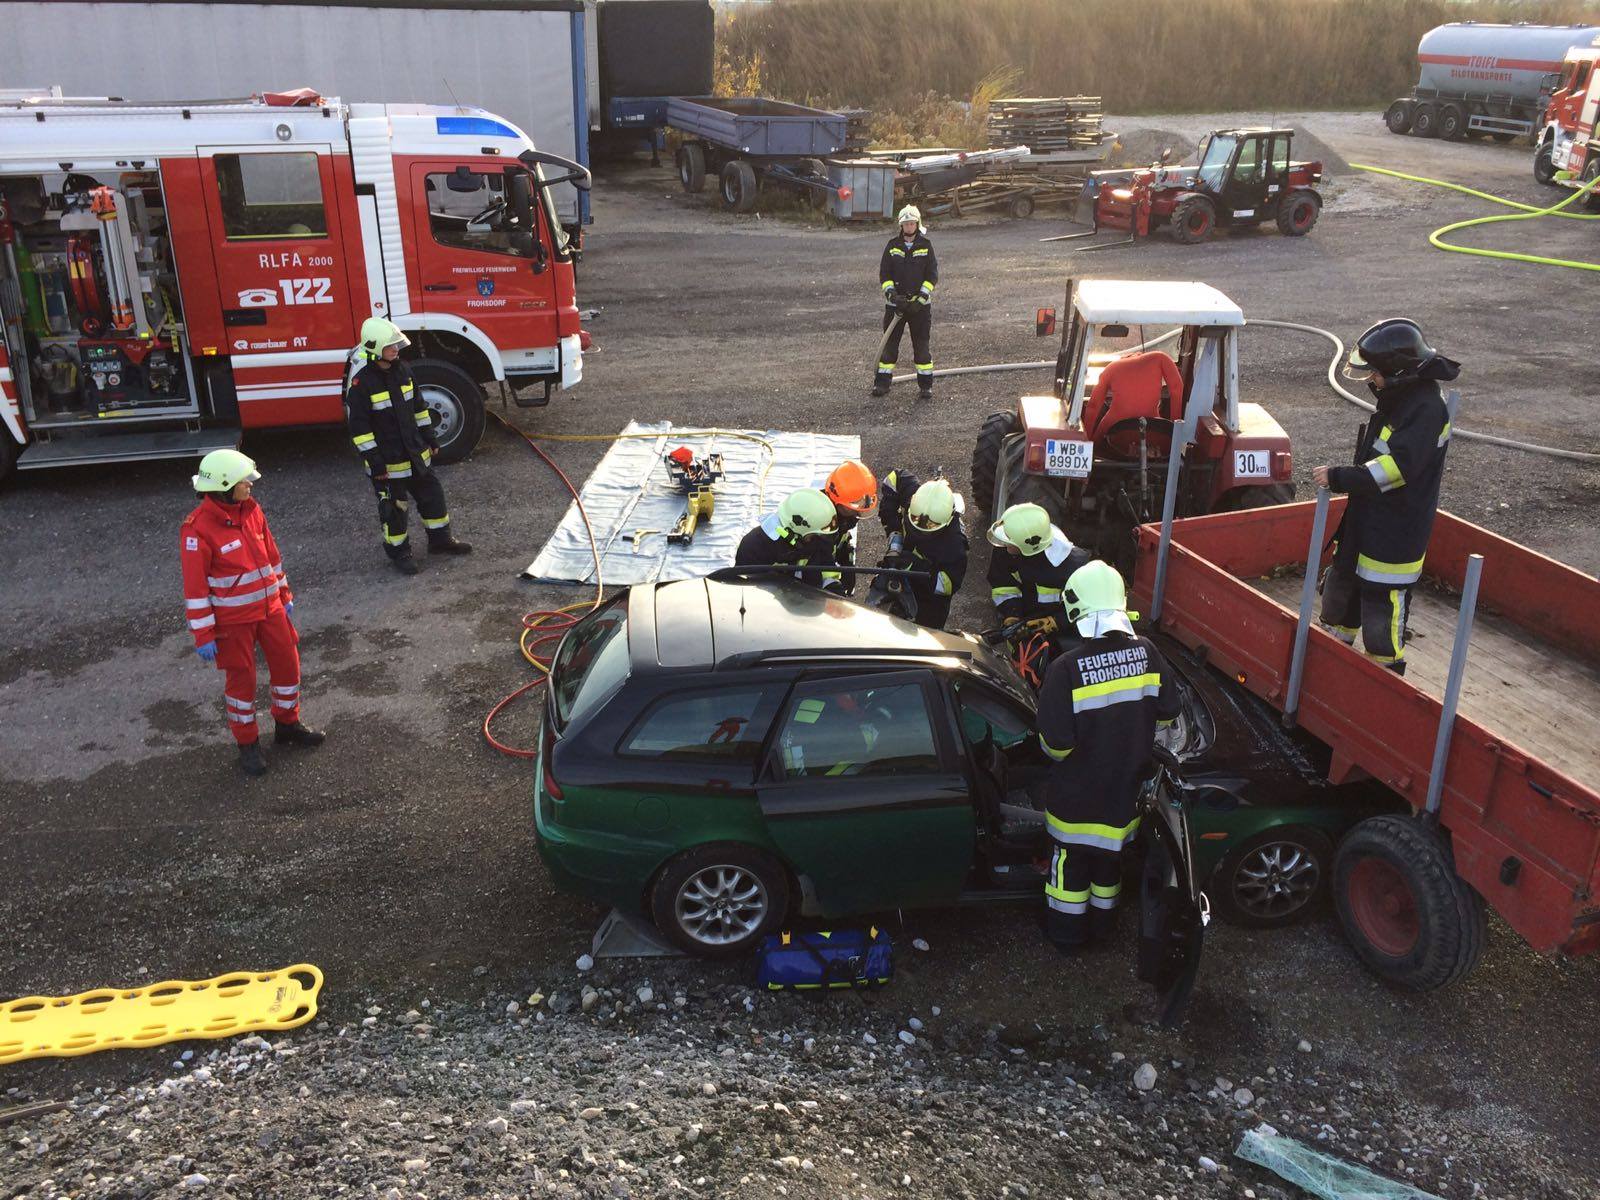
[971,279,1295,567]
[1074,128,1323,245]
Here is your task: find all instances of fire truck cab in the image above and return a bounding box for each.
[0,88,586,483]
[1536,38,1600,196]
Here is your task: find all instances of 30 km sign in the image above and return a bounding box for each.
[1233,449,1271,479]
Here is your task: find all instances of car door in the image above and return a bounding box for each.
[756,669,974,916]
[1136,748,1208,1026]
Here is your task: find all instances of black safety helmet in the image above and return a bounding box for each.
[1344,318,1436,382]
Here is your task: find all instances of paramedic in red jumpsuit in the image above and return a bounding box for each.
[180,449,325,777]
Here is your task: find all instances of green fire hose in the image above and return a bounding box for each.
[1351,162,1600,273]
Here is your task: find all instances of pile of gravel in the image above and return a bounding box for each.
[4,973,1583,1199]
[1107,129,1199,168]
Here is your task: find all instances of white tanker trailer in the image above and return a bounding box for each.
[1384,22,1600,142]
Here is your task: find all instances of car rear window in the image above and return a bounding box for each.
[551,598,629,730]
[621,687,776,764]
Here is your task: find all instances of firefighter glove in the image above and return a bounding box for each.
[195,642,218,664]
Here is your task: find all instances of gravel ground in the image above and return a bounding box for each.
[2,110,1598,1197]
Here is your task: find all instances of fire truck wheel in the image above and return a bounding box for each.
[1410,104,1438,138]
[1383,101,1414,135]
[1275,193,1320,237]
[971,409,1021,516]
[411,360,486,465]
[1583,160,1600,212]
[1333,816,1486,991]
[720,161,759,213]
[1437,104,1467,142]
[0,431,17,487]
[1533,143,1558,187]
[1169,196,1215,244]
[677,143,706,193]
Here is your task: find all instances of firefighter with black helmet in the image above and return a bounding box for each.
[346,317,473,575]
[874,205,938,400]
[1312,318,1459,674]
[1035,560,1181,952]
[876,469,969,629]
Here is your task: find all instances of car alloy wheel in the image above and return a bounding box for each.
[1232,840,1322,921]
[675,864,770,947]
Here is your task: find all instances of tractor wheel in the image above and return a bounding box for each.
[1410,104,1439,138]
[1169,196,1215,244]
[1582,158,1600,212]
[677,143,706,193]
[410,359,487,464]
[1333,816,1486,991]
[1533,142,1558,187]
[1276,192,1320,237]
[1009,470,1070,529]
[1437,104,1467,141]
[1215,482,1295,512]
[720,160,759,213]
[1383,101,1414,135]
[971,409,1021,516]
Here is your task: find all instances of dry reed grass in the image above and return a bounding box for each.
[720,0,1600,118]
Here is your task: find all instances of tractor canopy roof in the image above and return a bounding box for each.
[1209,127,1295,139]
[1073,280,1245,328]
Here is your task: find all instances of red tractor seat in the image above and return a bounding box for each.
[1085,352,1184,458]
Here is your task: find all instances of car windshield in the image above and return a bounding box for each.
[551,597,629,730]
[1196,134,1236,191]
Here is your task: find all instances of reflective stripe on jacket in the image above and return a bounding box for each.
[345,359,436,477]
[180,496,291,645]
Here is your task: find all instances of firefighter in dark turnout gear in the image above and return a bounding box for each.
[734,488,845,591]
[874,205,938,400]
[985,502,1094,623]
[345,318,473,575]
[875,469,969,629]
[1036,561,1181,951]
[1313,318,1458,674]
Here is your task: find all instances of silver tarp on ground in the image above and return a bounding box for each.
[522,422,862,585]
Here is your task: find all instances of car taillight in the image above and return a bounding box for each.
[542,754,564,801]
[540,717,563,800]
[1271,449,1293,481]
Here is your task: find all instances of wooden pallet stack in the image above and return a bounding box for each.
[986,96,1105,153]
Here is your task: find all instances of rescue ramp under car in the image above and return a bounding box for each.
[523,420,860,585]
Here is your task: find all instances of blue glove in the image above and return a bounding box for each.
[285,601,295,618]
[195,642,218,664]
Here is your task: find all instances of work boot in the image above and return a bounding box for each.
[870,381,891,398]
[428,535,474,555]
[274,721,326,748]
[238,742,267,778]
[918,383,934,402]
[391,551,420,576]
[871,372,892,397]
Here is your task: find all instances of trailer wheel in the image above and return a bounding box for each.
[1169,196,1215,244]
[1333,816,1486,991]
[1533,142,1558,187]
[1437,104,1466,142]
[1275,192,1320,237]
[1383,101,1414,135]
[720,160,759,213]
[1410,104,1439,138]
[971,409,1020,516]
[1009,193,1036,219]
[677,143,706,193]
[411,359,486,465]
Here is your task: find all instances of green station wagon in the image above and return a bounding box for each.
[532,576,1390,968]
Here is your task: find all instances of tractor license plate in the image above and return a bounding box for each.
[1044,438,1094,479]
[1233,449,1272,479]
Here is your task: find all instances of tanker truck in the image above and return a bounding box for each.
[1384,22,1600,142]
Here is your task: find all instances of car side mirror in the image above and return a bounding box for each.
[1036,307,1056,337]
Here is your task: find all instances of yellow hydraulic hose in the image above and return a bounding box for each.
[1351,162,1600,273]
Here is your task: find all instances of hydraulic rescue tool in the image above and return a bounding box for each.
[663,445,724,546]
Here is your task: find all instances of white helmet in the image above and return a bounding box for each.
[896,204,923,230]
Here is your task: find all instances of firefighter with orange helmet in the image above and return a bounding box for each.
[180,449,324,777]
[346,317,473,575]
[822,459,878,594]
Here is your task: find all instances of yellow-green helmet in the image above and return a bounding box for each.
[358,316,410,361]
[908,479,955,531]
[778,488,839,537]
[986,502,1052,554]
[1062,560,1127,623]
[192,448,260,493]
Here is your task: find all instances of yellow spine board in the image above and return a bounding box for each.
[0,964,323,1065]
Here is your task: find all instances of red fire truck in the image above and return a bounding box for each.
[1535,37,1600,194]
[0,88,588,483]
